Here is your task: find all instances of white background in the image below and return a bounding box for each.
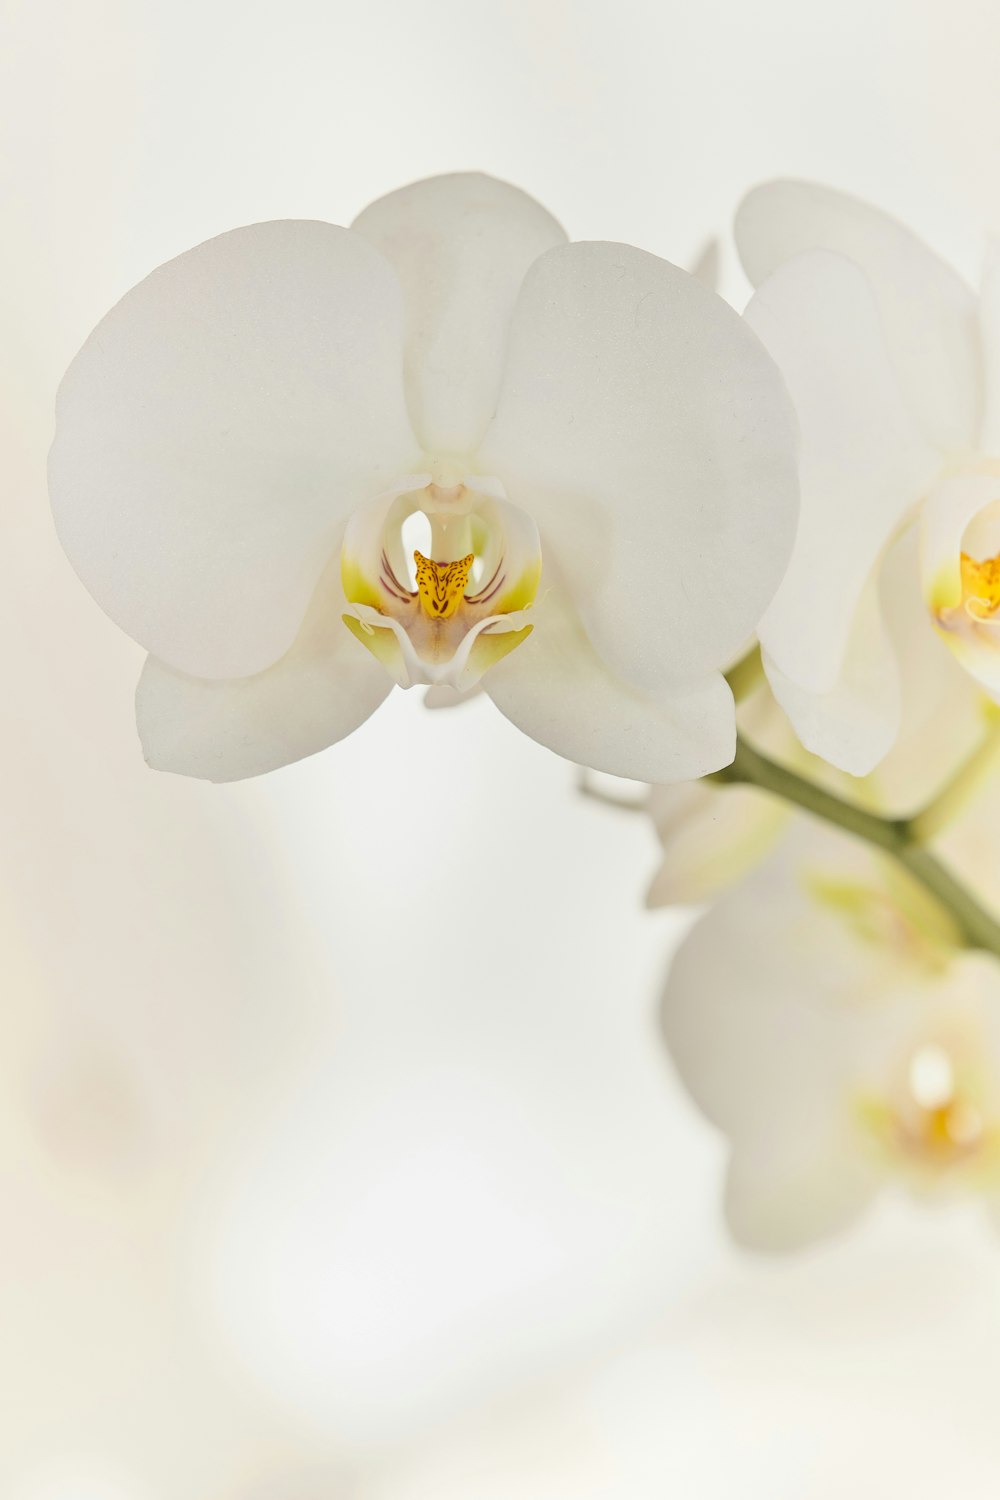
[3,0,1000,1495]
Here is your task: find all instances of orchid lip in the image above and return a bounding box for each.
[858,1036,1000,1181]
[921,478,1000,698]
[343,602,534,689]
[340,470,542,690]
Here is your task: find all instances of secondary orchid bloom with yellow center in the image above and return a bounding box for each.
[661,823,1000,1251]
[47,174,798,783]
[645,527,987,907]
[735,180,1000,775]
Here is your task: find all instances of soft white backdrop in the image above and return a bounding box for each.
[4,0,1000,1495]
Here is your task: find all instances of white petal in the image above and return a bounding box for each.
[646,780,788,907]
[477,241,799,689]
[737,180,982,452]
[482,580,736,781]
[423,683,483,710]
[979,245,1000,453]
[749,250,941,707]
[870,522,987,813]
[352,173,567,456]
[661,831,869,1134]
[922,472,1000,608]
[136,560,392,781]
[763,566,902,776]
[927,618,1000,700]
[660,828,886,1249]
[723,1133,879,1253]
[50,221,421,680]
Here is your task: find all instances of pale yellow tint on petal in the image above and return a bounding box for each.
[341,614,409,686]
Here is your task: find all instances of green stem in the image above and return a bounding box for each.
[717,735,1000,959]
[724,644,764,704]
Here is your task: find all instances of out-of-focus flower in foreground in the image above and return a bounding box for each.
[49,173,798,783]
[660,819,1000,1251]
[737,179,1000,774]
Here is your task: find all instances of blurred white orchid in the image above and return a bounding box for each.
[737,179,1000,774]
[660,816,1000,1252]
[49,173,798,784]
[645,526,988,907]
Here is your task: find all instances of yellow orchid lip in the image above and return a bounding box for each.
[857,1036,1000,1186]
[922,476,1000,630]
[959,550,1000,620]
[413,550,475,620]
[858,1093,991,1173]
[927,546,1000,696]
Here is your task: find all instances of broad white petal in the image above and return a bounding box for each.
[723,1133,880,1253]
[136,561,392,781]
[737,180,982,452]
[661,829,873,1134]
[352,173,567,456]
[763,565,901,776]
[979,245,1000,453]
[660,827,890,1249]
[646,780,788,907]
[749,251,941,704]
[483,581,736,781]
[51,221,421,680]
[477,241,799,689]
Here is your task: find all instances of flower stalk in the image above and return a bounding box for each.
[716,734,1000,959]
[724,644,765,703]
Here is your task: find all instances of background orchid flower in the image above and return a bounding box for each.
[49,173,798,784]
[645,527,988,907]
[735,179,1000,775]
[660,815,1000,1253]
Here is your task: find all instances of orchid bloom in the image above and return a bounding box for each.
[661,821,1000,1252]
[48,174,797,784]
[646,525,987,907]
[736,180,1000,775]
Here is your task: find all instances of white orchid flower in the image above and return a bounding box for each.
[661,820,1000,1252]
[48,174,798,783]
[736,179,1000,775]
[645,525,987,907]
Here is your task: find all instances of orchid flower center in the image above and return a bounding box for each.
[898,1043,985,1161]
[959,550,1000,620]
[859,1037,1000,1181]
[929,539,1000,690]
[413,550,475,619]
[926,486,1000,681]
[339,474,542,691]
